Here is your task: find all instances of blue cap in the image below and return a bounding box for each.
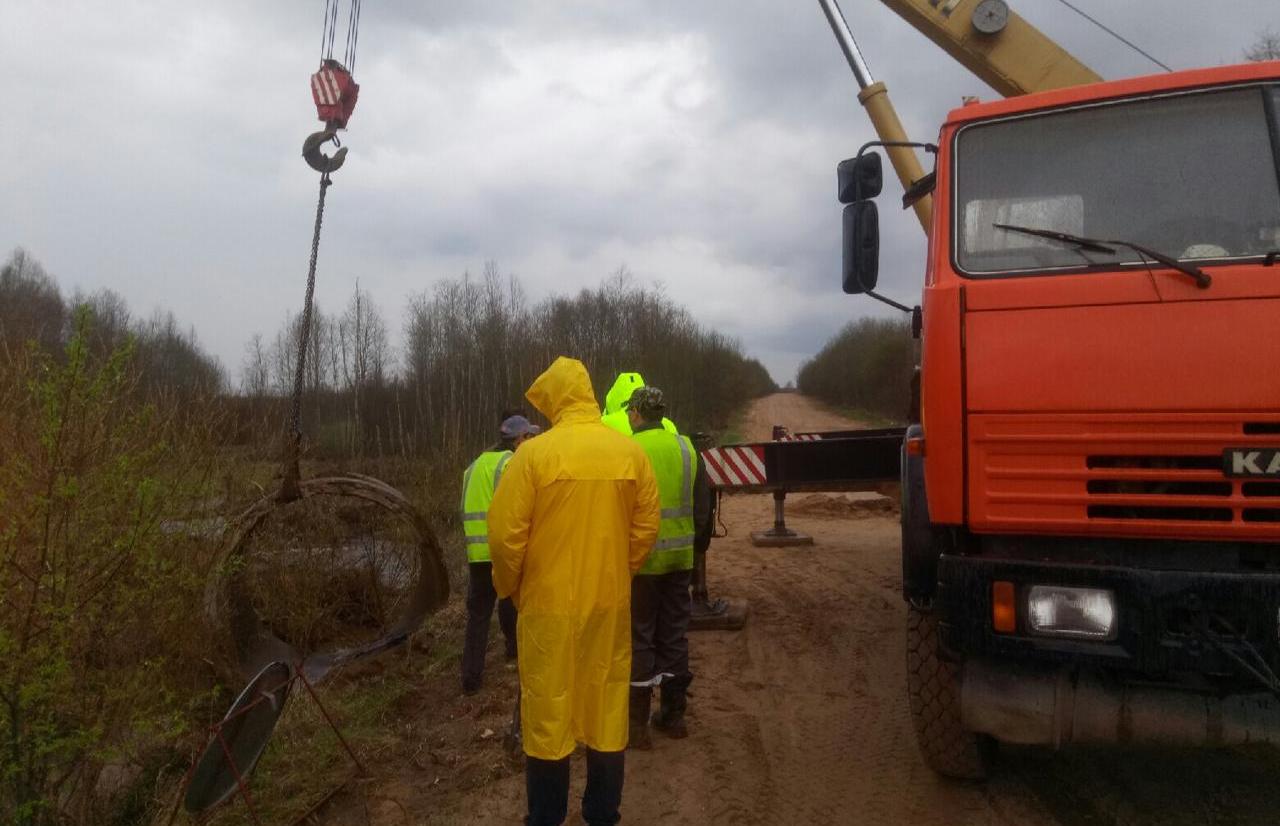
[500,415,540,439]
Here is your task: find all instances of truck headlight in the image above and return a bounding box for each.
[1027,586,1117,640]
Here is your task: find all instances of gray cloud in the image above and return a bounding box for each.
[3,0,1276,383]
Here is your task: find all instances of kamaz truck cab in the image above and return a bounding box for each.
[845,60,1280,778]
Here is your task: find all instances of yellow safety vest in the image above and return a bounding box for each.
[633,428,696,574]
[601,409,678,437]
[461,449,513,563]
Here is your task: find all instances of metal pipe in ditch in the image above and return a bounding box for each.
[961,660,1280,747]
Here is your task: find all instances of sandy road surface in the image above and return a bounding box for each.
[335,394,1280,826]
[739,391,865,437]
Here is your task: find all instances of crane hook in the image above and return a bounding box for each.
[302,129,348,174]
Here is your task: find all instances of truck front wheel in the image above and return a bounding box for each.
[905,605,993,780]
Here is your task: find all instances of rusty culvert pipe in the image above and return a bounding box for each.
[961,660,1280,747]
[205,473,450,683]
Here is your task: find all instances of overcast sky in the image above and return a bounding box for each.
[5,1,1276,384]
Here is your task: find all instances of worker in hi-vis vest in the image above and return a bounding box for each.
[625,386,712,748]
[601,371,677,436]
[460,413,540,694]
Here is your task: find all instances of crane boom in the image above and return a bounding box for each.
[877,0,1101,97]
[820,0,1103,236]
[819,0,934,231]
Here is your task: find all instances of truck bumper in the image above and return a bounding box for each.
[961,659,1280,746]
[936,553,1280,677]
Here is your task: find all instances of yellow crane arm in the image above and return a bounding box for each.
[820,0,934,231]
[819,0,1103,236]
[877,0,1101,97]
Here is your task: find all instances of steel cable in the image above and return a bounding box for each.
[1049,0,1172,73]
[282,173,332,497]
[344,0,362,73]
[319,0,333,62]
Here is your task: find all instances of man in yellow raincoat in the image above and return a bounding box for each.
[489,357,661,826]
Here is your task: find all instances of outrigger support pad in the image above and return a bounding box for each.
[303,129,348,174]
[751,490,814,547]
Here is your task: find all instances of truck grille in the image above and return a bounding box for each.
[969,415,1280,539]
[1084,455,1234,522]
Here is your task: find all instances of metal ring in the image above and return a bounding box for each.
[205,474,449,683]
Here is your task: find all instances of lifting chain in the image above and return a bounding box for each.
[279,172,333,502]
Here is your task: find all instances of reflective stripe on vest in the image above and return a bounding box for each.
[461,450,513,563]
[633,428,696,574]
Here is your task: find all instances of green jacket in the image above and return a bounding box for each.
[601,372,677,436]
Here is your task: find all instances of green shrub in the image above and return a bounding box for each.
[0,310,222,824]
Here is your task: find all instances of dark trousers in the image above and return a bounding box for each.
[461,561,517,691]
[630,569,693,684]
[526,749,625,826]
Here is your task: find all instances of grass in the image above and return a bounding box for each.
[196,604,469,826]
[835,406,903,428]
[159,449,475,826]
[716,406,751,446]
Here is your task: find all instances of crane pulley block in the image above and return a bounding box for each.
[310,59,360,130]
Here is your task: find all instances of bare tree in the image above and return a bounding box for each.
[1246,30,1280,62]
[269,315,297,395]
[338,282,389,391]
[70,288,131,357]
[241,333,270,397]
[133,310,226,397]
[0,248,65,354]
[268,307,331,395]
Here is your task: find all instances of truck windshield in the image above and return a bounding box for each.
[955,85,1280,276]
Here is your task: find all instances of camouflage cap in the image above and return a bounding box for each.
[625,385,666,417]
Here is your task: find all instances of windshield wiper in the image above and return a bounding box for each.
[994,223,1212,289]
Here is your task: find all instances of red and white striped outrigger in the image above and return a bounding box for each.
[697,426,904,494]
[701,444,768,488]
[697,425,905,546]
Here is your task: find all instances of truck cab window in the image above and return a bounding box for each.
[955,85,1280,276]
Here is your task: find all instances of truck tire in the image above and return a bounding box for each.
[906,605,993,780]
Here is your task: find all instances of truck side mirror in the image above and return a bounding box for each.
[842,200,879,294]
[837,151,883,204]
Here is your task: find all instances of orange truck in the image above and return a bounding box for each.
[820,0,1280,778]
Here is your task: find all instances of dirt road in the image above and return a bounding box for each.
[332,393,1280,825]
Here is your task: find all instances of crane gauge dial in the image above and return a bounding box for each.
[972,0,1009,34]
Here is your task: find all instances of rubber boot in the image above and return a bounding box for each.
[652,677,690,739]
[628,687,652,751]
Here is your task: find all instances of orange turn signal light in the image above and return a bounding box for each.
[992,581,1016,633]
[905,436,925,457]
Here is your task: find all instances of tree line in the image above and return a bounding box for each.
[797,316,913,423]
[3,247,775,466]
[0,249,226,402]
[234,261,776,462]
